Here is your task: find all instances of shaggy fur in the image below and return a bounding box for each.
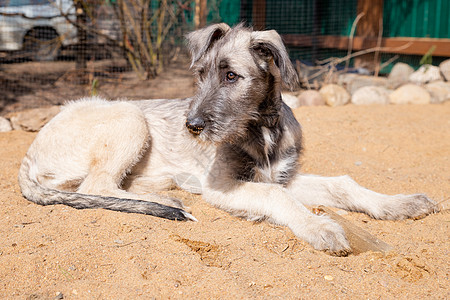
[18,24,438,256]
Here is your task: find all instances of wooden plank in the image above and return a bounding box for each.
[281,34,450,57]
[252,0,266,30]
[381,37,450,56]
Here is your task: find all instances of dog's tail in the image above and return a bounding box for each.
[17,156,197,221]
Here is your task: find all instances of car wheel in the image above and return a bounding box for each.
[23,28,61,61]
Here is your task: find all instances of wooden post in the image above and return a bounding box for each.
[311,0,323,65]
[355,0,384,72]
[252,0,266,30]
[75,0,87,84]
[194,0,200,28]
[200,0,207,28]
[195,0,207,29]
[357,0,384,37]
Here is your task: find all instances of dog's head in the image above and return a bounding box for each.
[185,23,298,144]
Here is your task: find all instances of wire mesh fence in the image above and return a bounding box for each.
[1,0,449,115]
[0,0,203,114]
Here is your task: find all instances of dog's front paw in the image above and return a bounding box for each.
[377,194,439,220]
[292,216,352,256]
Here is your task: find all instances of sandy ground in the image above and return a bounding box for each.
[0,61,449,298]
[0,103,448,299]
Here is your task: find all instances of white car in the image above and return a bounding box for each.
[0,0,77,61]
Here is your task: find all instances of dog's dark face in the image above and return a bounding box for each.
[185,24,298,144]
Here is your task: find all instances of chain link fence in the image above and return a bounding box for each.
[0,0,201,114]
[1,0,449,114]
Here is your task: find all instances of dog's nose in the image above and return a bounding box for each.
[186,117,206,135]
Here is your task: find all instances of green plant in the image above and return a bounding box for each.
[419,45,436,66]
[90,78,99,96]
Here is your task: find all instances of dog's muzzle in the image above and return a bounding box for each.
[186,117,206,135]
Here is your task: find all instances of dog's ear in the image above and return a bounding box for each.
[186,23,231,66]
[250,30,299,90]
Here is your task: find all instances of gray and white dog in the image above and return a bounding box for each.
[18,24,438,255]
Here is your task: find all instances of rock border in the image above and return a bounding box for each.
[283,59,450,108]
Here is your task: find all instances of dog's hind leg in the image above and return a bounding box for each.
[288,174,439,220]
[73,103,184,209]
[19,99,190,220]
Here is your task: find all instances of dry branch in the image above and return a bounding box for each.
[344,12,365,72]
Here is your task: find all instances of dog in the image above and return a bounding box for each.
[18,23,438,256]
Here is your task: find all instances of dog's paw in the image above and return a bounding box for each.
[293,216,352,256]
[376,194,439,220]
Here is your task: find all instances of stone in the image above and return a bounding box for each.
[388,62,414,88]
[0,116,12,132]
[409,64,442,84]
[8,106,60,132]
[319,84,351,106]
[351,86,391,105]
[425,81,450,104]
[389,84,431,104]
[337,73,358,87]
[297,90,325,106]
[338,74,388,94]
[439,59,450,81]
[281,93,301,109]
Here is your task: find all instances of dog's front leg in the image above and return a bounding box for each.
[288,174,439,220]
[203,182,351,256]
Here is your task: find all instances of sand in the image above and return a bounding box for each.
[1,100,448,299]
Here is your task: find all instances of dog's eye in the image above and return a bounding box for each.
[225,72,238,82]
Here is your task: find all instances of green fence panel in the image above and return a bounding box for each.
[383,0,450,38]
[264,0,357,36]
[209,0,241,25]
